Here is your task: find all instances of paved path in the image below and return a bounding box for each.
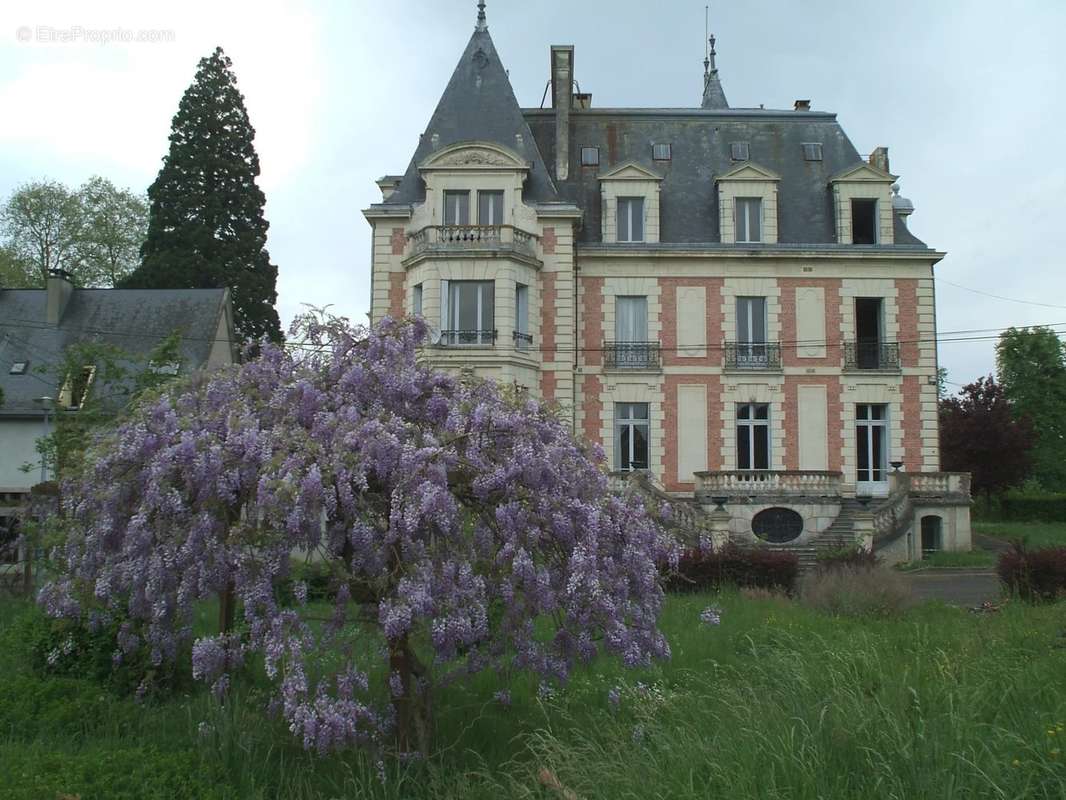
[902,570,1002,606]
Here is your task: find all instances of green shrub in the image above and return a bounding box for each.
[995,492,1066,522]
[799,565,913,617]
[664,545,798,594]
[997,541,1066,602]
[815,546,878,572]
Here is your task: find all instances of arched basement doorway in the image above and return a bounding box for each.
[920,515,943,558]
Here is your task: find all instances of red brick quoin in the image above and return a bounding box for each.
[580,277,605,367]
[387,272,405,319]
[902,375,923,471]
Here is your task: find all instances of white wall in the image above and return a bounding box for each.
[0,419,47,490]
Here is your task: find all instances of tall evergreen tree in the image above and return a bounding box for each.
[122,47,281,342]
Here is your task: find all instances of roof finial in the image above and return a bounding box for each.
[708,34,717,74]
[476,0,487,31]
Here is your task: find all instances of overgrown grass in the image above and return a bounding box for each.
[975,520,1066,550]
[2,592,1065,799]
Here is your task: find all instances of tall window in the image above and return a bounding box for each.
[412,283,423,317]
[736,402,770,470]
[856,404,888,489]
[514,283,530,350]
[615,296,648,343]
[851,198,877,244]
[617,197,645,242]
[855,298,884,368]
[478,190,504,225]
[736,296,767,365]
[441,280,494,345]
[615,403,650,471]
[735,197,762,243]
[444,190,470,225]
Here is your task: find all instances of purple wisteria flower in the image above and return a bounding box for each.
[699,606,723,626]
[39,313,675,754]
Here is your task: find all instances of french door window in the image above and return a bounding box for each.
[616,403,650,471]
[737,402,770,470]
[856,404,888,487]
[441,280,494,345]
[443,191,470,225]
[478,191,504,225]
[736,296,767,366]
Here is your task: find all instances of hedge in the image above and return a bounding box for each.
[993,492,1066,522]
[997,542,1066,602]
[663,545,799,594]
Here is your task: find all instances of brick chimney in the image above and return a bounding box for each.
[794,99,811,112]
[868,146,891,174]
[46,269,74,325]
[551,45,574,181]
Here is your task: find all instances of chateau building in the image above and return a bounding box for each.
[364,3,971,563]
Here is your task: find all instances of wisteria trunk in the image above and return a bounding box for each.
[218,581,236,635]
[389,635,431,755]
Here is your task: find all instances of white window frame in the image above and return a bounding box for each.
[615,402,650,471]
[735,197,763,243]
[855,403,889,491]
[441,280,494,346]
[617,197,645,243]
[514,283,530,350]
[736,402,771,471]
[412,283,423,317]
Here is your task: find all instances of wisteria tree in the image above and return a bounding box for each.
[40,315,675,754]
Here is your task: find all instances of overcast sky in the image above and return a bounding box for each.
[2,0,1064,389]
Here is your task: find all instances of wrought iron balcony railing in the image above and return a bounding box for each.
[844,341,901,371]
[512,331,533,351]
[603,341,661,370]
[407,225,537,259]
[724,341,782,370]
[439,329,497,347]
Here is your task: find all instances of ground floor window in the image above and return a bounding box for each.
[856,404,888,486]
[736,402,770,470]
[615,402,649,471]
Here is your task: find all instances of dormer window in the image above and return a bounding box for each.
[617,197,645,243]
[852,199,878,244]
[652,143,672,161]
[477,190,504,225]
[580,146,600,166]
[59,365,96,410]
[735,198,763,243]
[443,190,470,225]
[9,361,28,375]
[730,142,750,161]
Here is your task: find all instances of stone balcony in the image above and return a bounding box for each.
[406,224,539,265]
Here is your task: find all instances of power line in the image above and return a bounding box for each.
[939,279,1066,310]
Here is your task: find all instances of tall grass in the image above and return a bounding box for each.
[2,593,1065,799]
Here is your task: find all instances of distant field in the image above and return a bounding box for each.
[974,520,1066,550]
[2,588,1065,799]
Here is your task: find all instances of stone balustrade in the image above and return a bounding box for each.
[695,470,843,496]
[407,225,538,259]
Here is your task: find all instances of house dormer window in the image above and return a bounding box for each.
[9,361,28,375]
[59,365,96,410]
[735,198,763,243]
[730,142,750,161]
[851,198,878,244]
[580,146,600,166]
[443,190,470,225]
[652,143,672,161]
[617,197,645,242]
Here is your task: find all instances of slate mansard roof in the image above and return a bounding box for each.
[377,18,929,250]
[0,287,231,417]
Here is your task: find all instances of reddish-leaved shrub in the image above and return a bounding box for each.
[997,541,1066,602]
[663,545,799,594]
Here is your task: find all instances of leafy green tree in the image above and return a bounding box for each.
[76,176,148,287]
[0,244,35,288]
[996,327,1066,488]
[0,180,82,285]
[121,47,281,342]
[0,179,147,287]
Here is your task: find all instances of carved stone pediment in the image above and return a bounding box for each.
[420,141,530,172]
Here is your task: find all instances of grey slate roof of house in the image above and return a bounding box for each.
[0,288,230,417]
[378,21,930,250]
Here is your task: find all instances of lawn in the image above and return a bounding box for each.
[2,591,1065,799]
[975,520,1066,550]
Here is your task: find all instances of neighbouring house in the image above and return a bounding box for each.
[363,4,971,565]
[0,269,237,569]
